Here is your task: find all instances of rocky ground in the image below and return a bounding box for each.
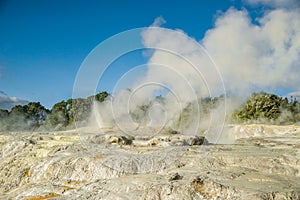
[0,124,299,199]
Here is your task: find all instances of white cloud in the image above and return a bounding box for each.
[151,16,166,27]
[0,91,28,110]
[287,91,300,98]
[245,0,300,8]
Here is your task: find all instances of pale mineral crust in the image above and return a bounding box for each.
[0,124,299,199]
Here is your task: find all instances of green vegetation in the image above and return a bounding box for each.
[46,100,70,128]
[0,90,299,131]
[232,91,300,124]
[0,102,49,131]
[0,91,109,131]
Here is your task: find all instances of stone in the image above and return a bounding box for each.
[168,172,183,181]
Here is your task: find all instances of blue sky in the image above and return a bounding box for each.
[0,0,298,109]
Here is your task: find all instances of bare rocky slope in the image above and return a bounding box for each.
[0,124,299,199]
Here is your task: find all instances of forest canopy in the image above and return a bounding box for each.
[0,91,109,131]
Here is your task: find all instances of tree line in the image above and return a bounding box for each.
[0,92,109,131]
[0,91,299,131]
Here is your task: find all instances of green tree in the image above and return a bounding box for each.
[70,98,92,124]
[232,91,300,124]
[233,91,282,122]
[0,109,8,119]
[95,91,109,102]
[26,102,50,124]
[47,101,69,127]
[4,102,49,130]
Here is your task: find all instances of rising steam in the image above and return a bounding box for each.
[86,2,300,144]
